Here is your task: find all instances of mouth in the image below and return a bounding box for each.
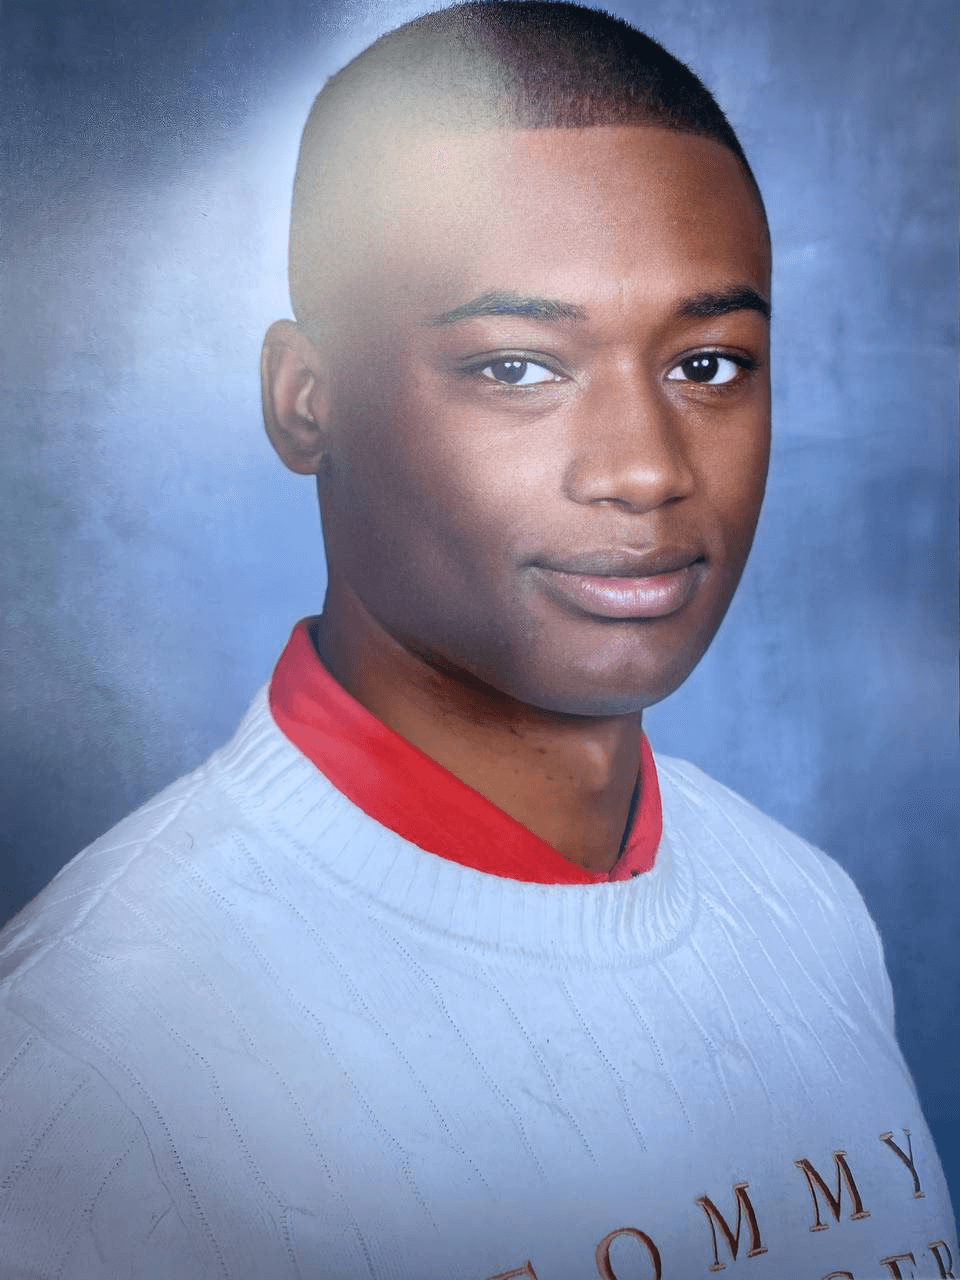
[531,548,705,620]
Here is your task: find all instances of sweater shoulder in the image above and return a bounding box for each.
[654,752,897,1027]
[1,741,231,981]
[656,752,852,890]
[0,686,308,989]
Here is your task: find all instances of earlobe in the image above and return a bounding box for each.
[260,319,330,475]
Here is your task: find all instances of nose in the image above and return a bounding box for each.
[562,366,695,513]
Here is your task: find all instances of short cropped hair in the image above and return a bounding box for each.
[289,1,764,328]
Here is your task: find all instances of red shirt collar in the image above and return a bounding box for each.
[268,620,662,885]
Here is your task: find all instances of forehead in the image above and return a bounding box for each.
[328,125,770,331]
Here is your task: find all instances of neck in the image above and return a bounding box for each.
[313,580,644,874]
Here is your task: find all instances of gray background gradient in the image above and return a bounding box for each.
[2,0,957,1212]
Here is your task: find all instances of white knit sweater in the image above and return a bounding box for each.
[0,689,953,1280]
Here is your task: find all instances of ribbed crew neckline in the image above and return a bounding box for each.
[212,689,697,965]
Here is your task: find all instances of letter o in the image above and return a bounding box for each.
[596,1227,663,1280]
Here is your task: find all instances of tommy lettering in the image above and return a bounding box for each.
[486,1264,539,1280]
[879,1252,917,1279]
[695,1182,768,1271]
[880,1129,925,1199]
[795,1152,871,1231]
[595,1228,662,1280]
[930,1240,957,1278]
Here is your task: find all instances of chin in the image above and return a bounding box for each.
[517,680,686,719]
[475,582,730,718]
[489,646,706,719]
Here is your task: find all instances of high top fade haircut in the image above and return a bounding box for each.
[289,0,765,332]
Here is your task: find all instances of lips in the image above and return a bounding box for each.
[531,547,705,620]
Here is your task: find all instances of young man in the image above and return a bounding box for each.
[0,4,953,1278]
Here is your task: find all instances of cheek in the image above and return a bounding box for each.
[697,412,770,552]
[359,390,553,556]
[324,393,525,598]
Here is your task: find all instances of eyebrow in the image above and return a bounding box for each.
[431,291,587,326]
[677,287,771,322]
[430,284,771,328]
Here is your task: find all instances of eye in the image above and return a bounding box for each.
[666,352,746,385]
[480,358,560,386]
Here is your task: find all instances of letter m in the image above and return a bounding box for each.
[794,1151,871,1232]
[695,1182,768,1272]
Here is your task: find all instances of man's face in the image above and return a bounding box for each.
[315,125,771,715]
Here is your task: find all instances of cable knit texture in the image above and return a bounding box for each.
[0,689,954,1279]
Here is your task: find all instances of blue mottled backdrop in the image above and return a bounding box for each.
[1,0,956,1212]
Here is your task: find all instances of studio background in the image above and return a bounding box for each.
[2,0,957,1210]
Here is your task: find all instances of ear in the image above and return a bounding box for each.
[260,319,330,475]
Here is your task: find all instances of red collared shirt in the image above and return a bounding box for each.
[269,620,661,884]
